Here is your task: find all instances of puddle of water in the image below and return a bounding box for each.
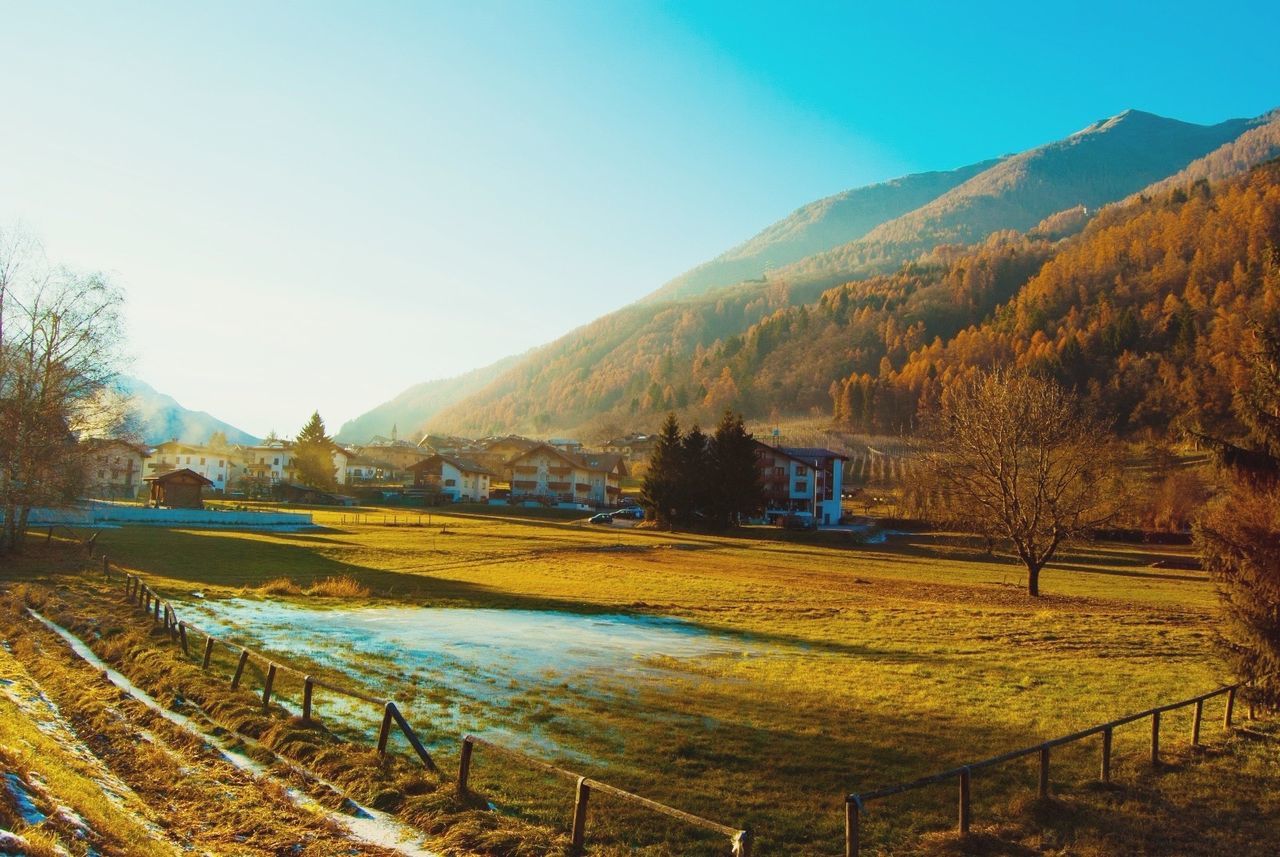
[27,609,440,857]
[174,599,764,757]
[181,599,755,681]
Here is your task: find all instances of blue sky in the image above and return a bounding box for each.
[2,1,1277,436]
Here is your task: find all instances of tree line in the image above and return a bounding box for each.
[640,410,763,528]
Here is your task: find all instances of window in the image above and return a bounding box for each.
[797,465,807,476]
[795,482,808,494]
[444,479,456,487]
[200,457,206,465]
[273,457,280,465]
[773,466,785,478]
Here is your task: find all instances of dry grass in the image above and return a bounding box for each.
[307,574,371,598]
[11,513,1280,855]
[256,576,304,595]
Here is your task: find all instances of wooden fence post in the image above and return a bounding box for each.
[302,677,314,723]
[958,767,971,835]
[1151,711,1161,766]
[102,555,109,578]
[570,776,591,856]
[1192,699,1203,746]
[230,649,250,690]
[845,797,860,857]
[153,598,161,623]
[377,703,394,755]
[1224,687,1236,728]
[178,622,189,656]
[261,664,277,712]
[733,827,752,857]
[1101,726,1113,783]
[1038,745,1050,798]
[458,735,475,794]
[202,636,214,669]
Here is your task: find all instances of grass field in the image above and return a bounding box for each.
[7,508,1279,855]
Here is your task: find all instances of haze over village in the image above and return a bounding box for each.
[4,3,1280,856]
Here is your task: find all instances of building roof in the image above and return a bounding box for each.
[779,446,850,462]
[508,444,627,476]
[82,437,150,456]
[409,453,497,477]
[569,452,628,476]
[144,468,215,486]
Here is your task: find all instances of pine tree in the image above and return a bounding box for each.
[1197,323,1280,706]
[707,410,764,528]
[640,414,683,526]
[679,424,709,526]
[293,411,337,490]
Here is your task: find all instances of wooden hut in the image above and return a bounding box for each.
[145,468,214,509]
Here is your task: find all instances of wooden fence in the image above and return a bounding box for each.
[96,556,751,856]
[843,677,1261,856]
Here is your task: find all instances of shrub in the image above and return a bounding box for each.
[256,577,303,595]
[306,575,371,598]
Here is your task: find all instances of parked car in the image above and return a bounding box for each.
[613,507,645,520]
[588,512,615,525]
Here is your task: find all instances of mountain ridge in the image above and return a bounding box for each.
[346,107,1278,439]
[120,377,260,447]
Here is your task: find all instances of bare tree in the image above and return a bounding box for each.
[928,369,1124,596]
[0,227,127,553]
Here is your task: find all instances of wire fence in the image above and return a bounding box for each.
[96,555,752,856]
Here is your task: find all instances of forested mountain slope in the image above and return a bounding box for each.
[874,158,1280,436]
[415,109,1274,439]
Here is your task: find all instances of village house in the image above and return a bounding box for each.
[603,433,659,463]
[505,444,626,508]
[356,438,433,473]
[81,438,149,500]
[343,451,388,483]
[470,435,539,475]
[242,441,293,486]
[408,454,495,502]
[147,441,243,494]
[145,468,213,509]
[754,442,847,527]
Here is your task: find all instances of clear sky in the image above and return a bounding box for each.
[2,1,1277,437]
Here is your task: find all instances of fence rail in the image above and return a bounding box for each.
[843,675,1260,856]
[99,557,750,856]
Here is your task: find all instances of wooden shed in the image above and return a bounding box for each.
[145,468,214,509]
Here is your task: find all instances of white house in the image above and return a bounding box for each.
[147,441,242,493]
[409,454,495,502]
[243,442,293,485]
[754,443,847,526]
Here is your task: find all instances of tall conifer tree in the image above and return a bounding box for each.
[1197,323,1280,706]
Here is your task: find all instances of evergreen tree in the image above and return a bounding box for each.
[293,411,337,489]
[678,423,710,526]
[640,413,683,526]
[1197,322,1280,707]
[707,410,764,527]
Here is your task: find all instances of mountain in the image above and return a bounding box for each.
[423,107,1275,438]
[647,158,1002,303]
[120,377,260,446]
[764,109,1256,292]
[1128,109,1280,199]
[335,355,523,443]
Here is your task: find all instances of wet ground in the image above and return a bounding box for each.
[173,598,768,757]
